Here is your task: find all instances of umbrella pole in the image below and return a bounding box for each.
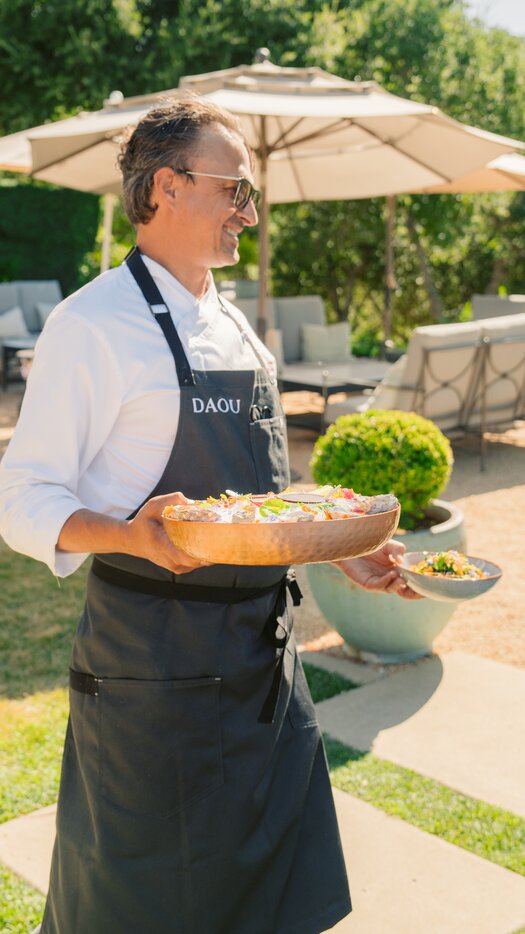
[100,193,116,273]
[382,194,396,353]
[257,121,269,342]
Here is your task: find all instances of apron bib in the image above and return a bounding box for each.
[41,248,351,934]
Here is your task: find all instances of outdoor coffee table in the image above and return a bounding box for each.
[279,357,392,430]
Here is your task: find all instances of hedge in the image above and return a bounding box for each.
[0,180,99,296]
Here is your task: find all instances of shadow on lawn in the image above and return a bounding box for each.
[0,541,88,698]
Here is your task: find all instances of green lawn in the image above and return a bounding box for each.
[326,736,525,876]
[0,539,87,698]
[0,865,45,934]
[302,661,358,702]
[0,688,68,824]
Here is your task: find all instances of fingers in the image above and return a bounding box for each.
[383,539,406,562]
[146,491,193,513]
[369,568,424,600]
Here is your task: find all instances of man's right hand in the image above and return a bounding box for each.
[57,492,210,574]
[124,492,209,574]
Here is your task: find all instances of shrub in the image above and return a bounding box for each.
[0,180,99,295]
[310,410,453,529]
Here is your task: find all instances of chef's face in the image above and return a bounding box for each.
[173,125,258,269]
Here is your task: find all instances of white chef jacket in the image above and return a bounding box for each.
[0,256,276,577]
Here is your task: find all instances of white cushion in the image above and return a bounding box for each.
[36,301,56,328]
[265,328,284,371]
[275,296,325,362]
[301,322,351,363]
[0,306,30,339]
[368,354,408,410]
[13,280,63,332]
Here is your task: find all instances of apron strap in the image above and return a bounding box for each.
[125,246,194,387]
[92,556,285,604]
[69,668,101,696]
[258,570,303,725]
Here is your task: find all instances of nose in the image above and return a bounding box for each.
[238,197,258,227]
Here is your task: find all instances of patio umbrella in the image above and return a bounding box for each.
[0,58,523,332]
[179,56,525,335]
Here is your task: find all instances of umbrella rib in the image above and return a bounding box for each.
[269,118,354,153]
[275,116,306,201]
[346,118,455,183]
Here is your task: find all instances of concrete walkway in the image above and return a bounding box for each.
[1,649,525,933]
[316,650,525,817]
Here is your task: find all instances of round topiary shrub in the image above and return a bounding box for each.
[310,409,453,529]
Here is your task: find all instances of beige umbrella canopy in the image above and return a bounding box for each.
[423,151,525,193]
[0,58,523,334]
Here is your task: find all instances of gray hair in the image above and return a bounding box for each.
[117,95,248,225]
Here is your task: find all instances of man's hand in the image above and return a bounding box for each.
[123,492,210,574]
[334,539,423,600]
[57,492,209,574]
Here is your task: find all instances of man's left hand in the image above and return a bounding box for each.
[334,539,423,600]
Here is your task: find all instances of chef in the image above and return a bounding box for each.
[0,96,417,934]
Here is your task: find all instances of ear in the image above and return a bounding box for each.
[151,166,178,209]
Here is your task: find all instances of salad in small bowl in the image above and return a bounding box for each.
[398,550,502,602]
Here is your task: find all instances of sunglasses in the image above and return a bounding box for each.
[177,170,260,211]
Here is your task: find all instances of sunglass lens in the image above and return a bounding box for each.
[234,179,249,210]
[234,179,259,210]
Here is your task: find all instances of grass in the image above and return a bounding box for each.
[0,539,87,698]
[302,662,358,703]
[0,688,68,823]
[326,736,525,877]
[0,866,44,933]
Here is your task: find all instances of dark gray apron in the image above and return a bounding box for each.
[41,248,351,934]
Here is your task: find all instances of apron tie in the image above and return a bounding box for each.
[258,570,303,725]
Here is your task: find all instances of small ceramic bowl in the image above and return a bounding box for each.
[399,552,502,603]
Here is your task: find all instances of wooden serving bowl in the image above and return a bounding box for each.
[162,505,400,566]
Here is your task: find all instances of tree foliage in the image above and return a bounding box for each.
[0,0,524,338]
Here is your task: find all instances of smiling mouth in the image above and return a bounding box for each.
[224,226,242,242]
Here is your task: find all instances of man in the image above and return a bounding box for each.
[0,97,417,934]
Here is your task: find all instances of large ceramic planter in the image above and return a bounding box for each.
[305,499,466,663]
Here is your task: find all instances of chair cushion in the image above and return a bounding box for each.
[301,322,351,363]
[0,283,19,315]
[13,280,63,332]
[274,296,325,362]
[0,306,30,339]
[36,302,57,328]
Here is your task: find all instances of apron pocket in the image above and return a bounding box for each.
[99,676,223,819]
[249,414,290,491]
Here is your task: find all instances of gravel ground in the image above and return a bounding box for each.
[2,385,524,670]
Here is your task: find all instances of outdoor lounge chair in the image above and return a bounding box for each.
[0,279,62,388]
[323,313,525,468]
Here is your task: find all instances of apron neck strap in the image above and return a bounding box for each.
[125,246,194,387]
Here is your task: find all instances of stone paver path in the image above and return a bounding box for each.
[316,650,525,817]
